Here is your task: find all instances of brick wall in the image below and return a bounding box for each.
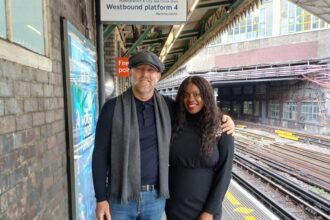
[0,58,68,219]
[187,29,330,71]
[0,0,97,219]
[215,41,318,68]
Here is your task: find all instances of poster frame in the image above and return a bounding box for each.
[61,17,98,220]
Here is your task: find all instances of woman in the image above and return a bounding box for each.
[165,76,234,220]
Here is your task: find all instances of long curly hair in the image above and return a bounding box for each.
[171,76,222,157]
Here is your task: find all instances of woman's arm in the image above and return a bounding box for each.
[203,133,235,214]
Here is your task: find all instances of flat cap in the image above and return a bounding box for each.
[128,51,165,73]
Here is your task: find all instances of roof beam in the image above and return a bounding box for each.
[176,30,200,41]
[197,1,233,10]
[126,39,162,46]
[103,24,117,40]
[123,25,153,56]
[180,30,200,37]
[168,48,185,55]
[125,34,167,46]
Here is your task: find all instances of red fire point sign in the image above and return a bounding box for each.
[116,57,129,77]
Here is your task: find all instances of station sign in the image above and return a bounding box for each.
[100,0,187,24]
[116,57,129,77]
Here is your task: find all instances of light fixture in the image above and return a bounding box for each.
[167,43,174,54]
[175,24,184,39]
[160,0,200,63]
[190,0,200,13]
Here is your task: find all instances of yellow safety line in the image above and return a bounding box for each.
[234,207,255,214]
[226,190,256,218]
[225,192,241,205]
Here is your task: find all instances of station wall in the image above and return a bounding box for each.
[187,29,330,72]
[216,80,330,135]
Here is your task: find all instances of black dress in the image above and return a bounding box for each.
[165,114,234,220]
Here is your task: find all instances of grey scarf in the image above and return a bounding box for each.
[110,87,171,203]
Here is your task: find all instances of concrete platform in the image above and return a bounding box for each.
[163,179,279,220]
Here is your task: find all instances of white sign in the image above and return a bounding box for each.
[100,0,187,24]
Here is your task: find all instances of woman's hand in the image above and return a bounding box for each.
[221,114,235,135]
[198,212,213,220]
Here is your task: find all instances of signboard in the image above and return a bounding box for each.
[116,57,129,77]
[61,19,98,220]
[100,0,187,24]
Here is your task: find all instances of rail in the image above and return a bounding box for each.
[234,154,330,219]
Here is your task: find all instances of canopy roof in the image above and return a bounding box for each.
[103,0,260,77]
[103,0,330,78]
[291,0,330,24]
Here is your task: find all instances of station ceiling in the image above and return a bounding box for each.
[103,0,330,78]
[103,0,260,78]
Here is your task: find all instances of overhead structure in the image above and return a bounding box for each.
[103,0,260,78]
[157,59,330,91]
[289,0,330,23]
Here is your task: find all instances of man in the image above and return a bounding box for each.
[92,51,234,220]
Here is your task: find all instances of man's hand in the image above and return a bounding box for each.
[96,201,111,220]
[221,114,235,135]
[198,212,213,220]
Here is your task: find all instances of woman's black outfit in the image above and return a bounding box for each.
[165,113,234,220]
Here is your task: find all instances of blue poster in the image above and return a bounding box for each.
[66,21,98,220]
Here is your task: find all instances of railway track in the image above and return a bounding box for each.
[235,120,330,149]
[235,129,330,191]
[233,154,330,219]
[295,133,330,149]
[232,171,296,220]
[236,142,330,191]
